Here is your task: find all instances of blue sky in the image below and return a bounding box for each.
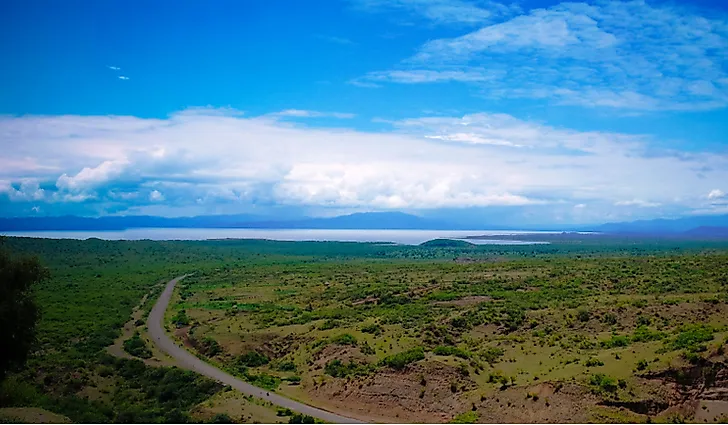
[1,0,728,225]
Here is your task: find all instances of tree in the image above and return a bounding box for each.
[0,240,49,380]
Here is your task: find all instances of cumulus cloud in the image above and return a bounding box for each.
[1,108,727,220]
[118,76,130,80]
[107,65,121,71]
[271,109,356,119]
[358,0,728,110]
[149,190,165,202]
[352,0,519,25]
[708,189,726,200]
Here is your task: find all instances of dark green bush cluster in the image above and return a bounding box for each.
[589,374,618,393]
[360,323,382,335]
[433,345,470,359]
[237,351,270,367]
[329,333,357,346]
[380,347,425,370]
[669,324,714,352]
[324,359,372,378]
[122,332,152,359]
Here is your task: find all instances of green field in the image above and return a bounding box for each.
[2,236,728,423]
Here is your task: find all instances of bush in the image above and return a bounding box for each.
[670,324,714,352]
[329,333,357,346]
[600,335,630,349]
[361,323,382,335]
[602,312,618,325]
[122,332,152,359]
[237,351,269,367]
[324,359,371,378]
[480,347,504,364]
[433,346,470,359]
[589,374,618,393]
[380,347,425,370]
[451,411,479,423]
[318,319,340,330]
[577,309,591,322]
[636,359,649,371]
[632,326,665,343]
[209,413,234,423]
[585,358,604,367]
[289,413,316,424]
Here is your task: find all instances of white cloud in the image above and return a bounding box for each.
[317,35,355,45]
[3,180,46,202]
[708,189,726,199]
[272,109,356,119]
[360,0,728,110]
[614,199,662,208]
[149,190,165,202]
[107,65,121,71]
[1,108,727,218]
[352,0,519,25]
[56,160,129,193]
[118,76,130,80]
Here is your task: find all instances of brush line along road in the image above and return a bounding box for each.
[147,276,365,424]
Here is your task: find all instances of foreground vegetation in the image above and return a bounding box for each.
[1,235,728,423]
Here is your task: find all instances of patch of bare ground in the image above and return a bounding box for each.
[616,354,728,421]
[476,382,599,423]
[0,407,72,424]
[190,389,284,424]
[312,345,370,369]
[306,360,475,423]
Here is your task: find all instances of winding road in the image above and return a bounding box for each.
[148,276,365,424]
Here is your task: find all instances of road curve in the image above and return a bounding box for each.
[148,276,366,424]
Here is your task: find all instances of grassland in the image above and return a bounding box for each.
[1,235,728,423]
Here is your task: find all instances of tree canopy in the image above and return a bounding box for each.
[0,239,49,380]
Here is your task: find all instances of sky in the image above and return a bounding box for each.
[1,0,728,226]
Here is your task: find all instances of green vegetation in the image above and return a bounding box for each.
[2,235,728,423]
[122,332,152,359]
[380,347,425,370]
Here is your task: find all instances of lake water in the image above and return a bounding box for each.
[1,228,558,245]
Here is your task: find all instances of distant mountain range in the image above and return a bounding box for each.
[0,212,459,231]
[591,214,728,235]
[2,211,728,237]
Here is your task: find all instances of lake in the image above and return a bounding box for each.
[1,228,557,245]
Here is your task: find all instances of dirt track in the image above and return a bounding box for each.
[147,276,366,424]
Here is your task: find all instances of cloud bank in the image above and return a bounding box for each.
[1,108,726,221]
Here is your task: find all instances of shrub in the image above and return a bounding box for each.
[632,326,665,343]
[585,358,604,367]
[600,335,630,349]
[603,313,618,325]
[589,374,618,393]
[433,345,470,359]
[289,413,316,424]
[636,359,649,371]
[209,413,234,423]
[318,319,340,330]
[481,347,504,364]
[670,324,714,352]
[361,323,382,335]
[450,411,479,424]
[237,351,269,367]
[380,347,425,370]
[324,359,371,378]
[330,333,357,346]
[577,309,591,322]
[122,332,152,359]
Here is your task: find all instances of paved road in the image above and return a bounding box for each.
[148,276,366,424]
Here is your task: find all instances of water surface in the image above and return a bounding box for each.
[2,228,557,245]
